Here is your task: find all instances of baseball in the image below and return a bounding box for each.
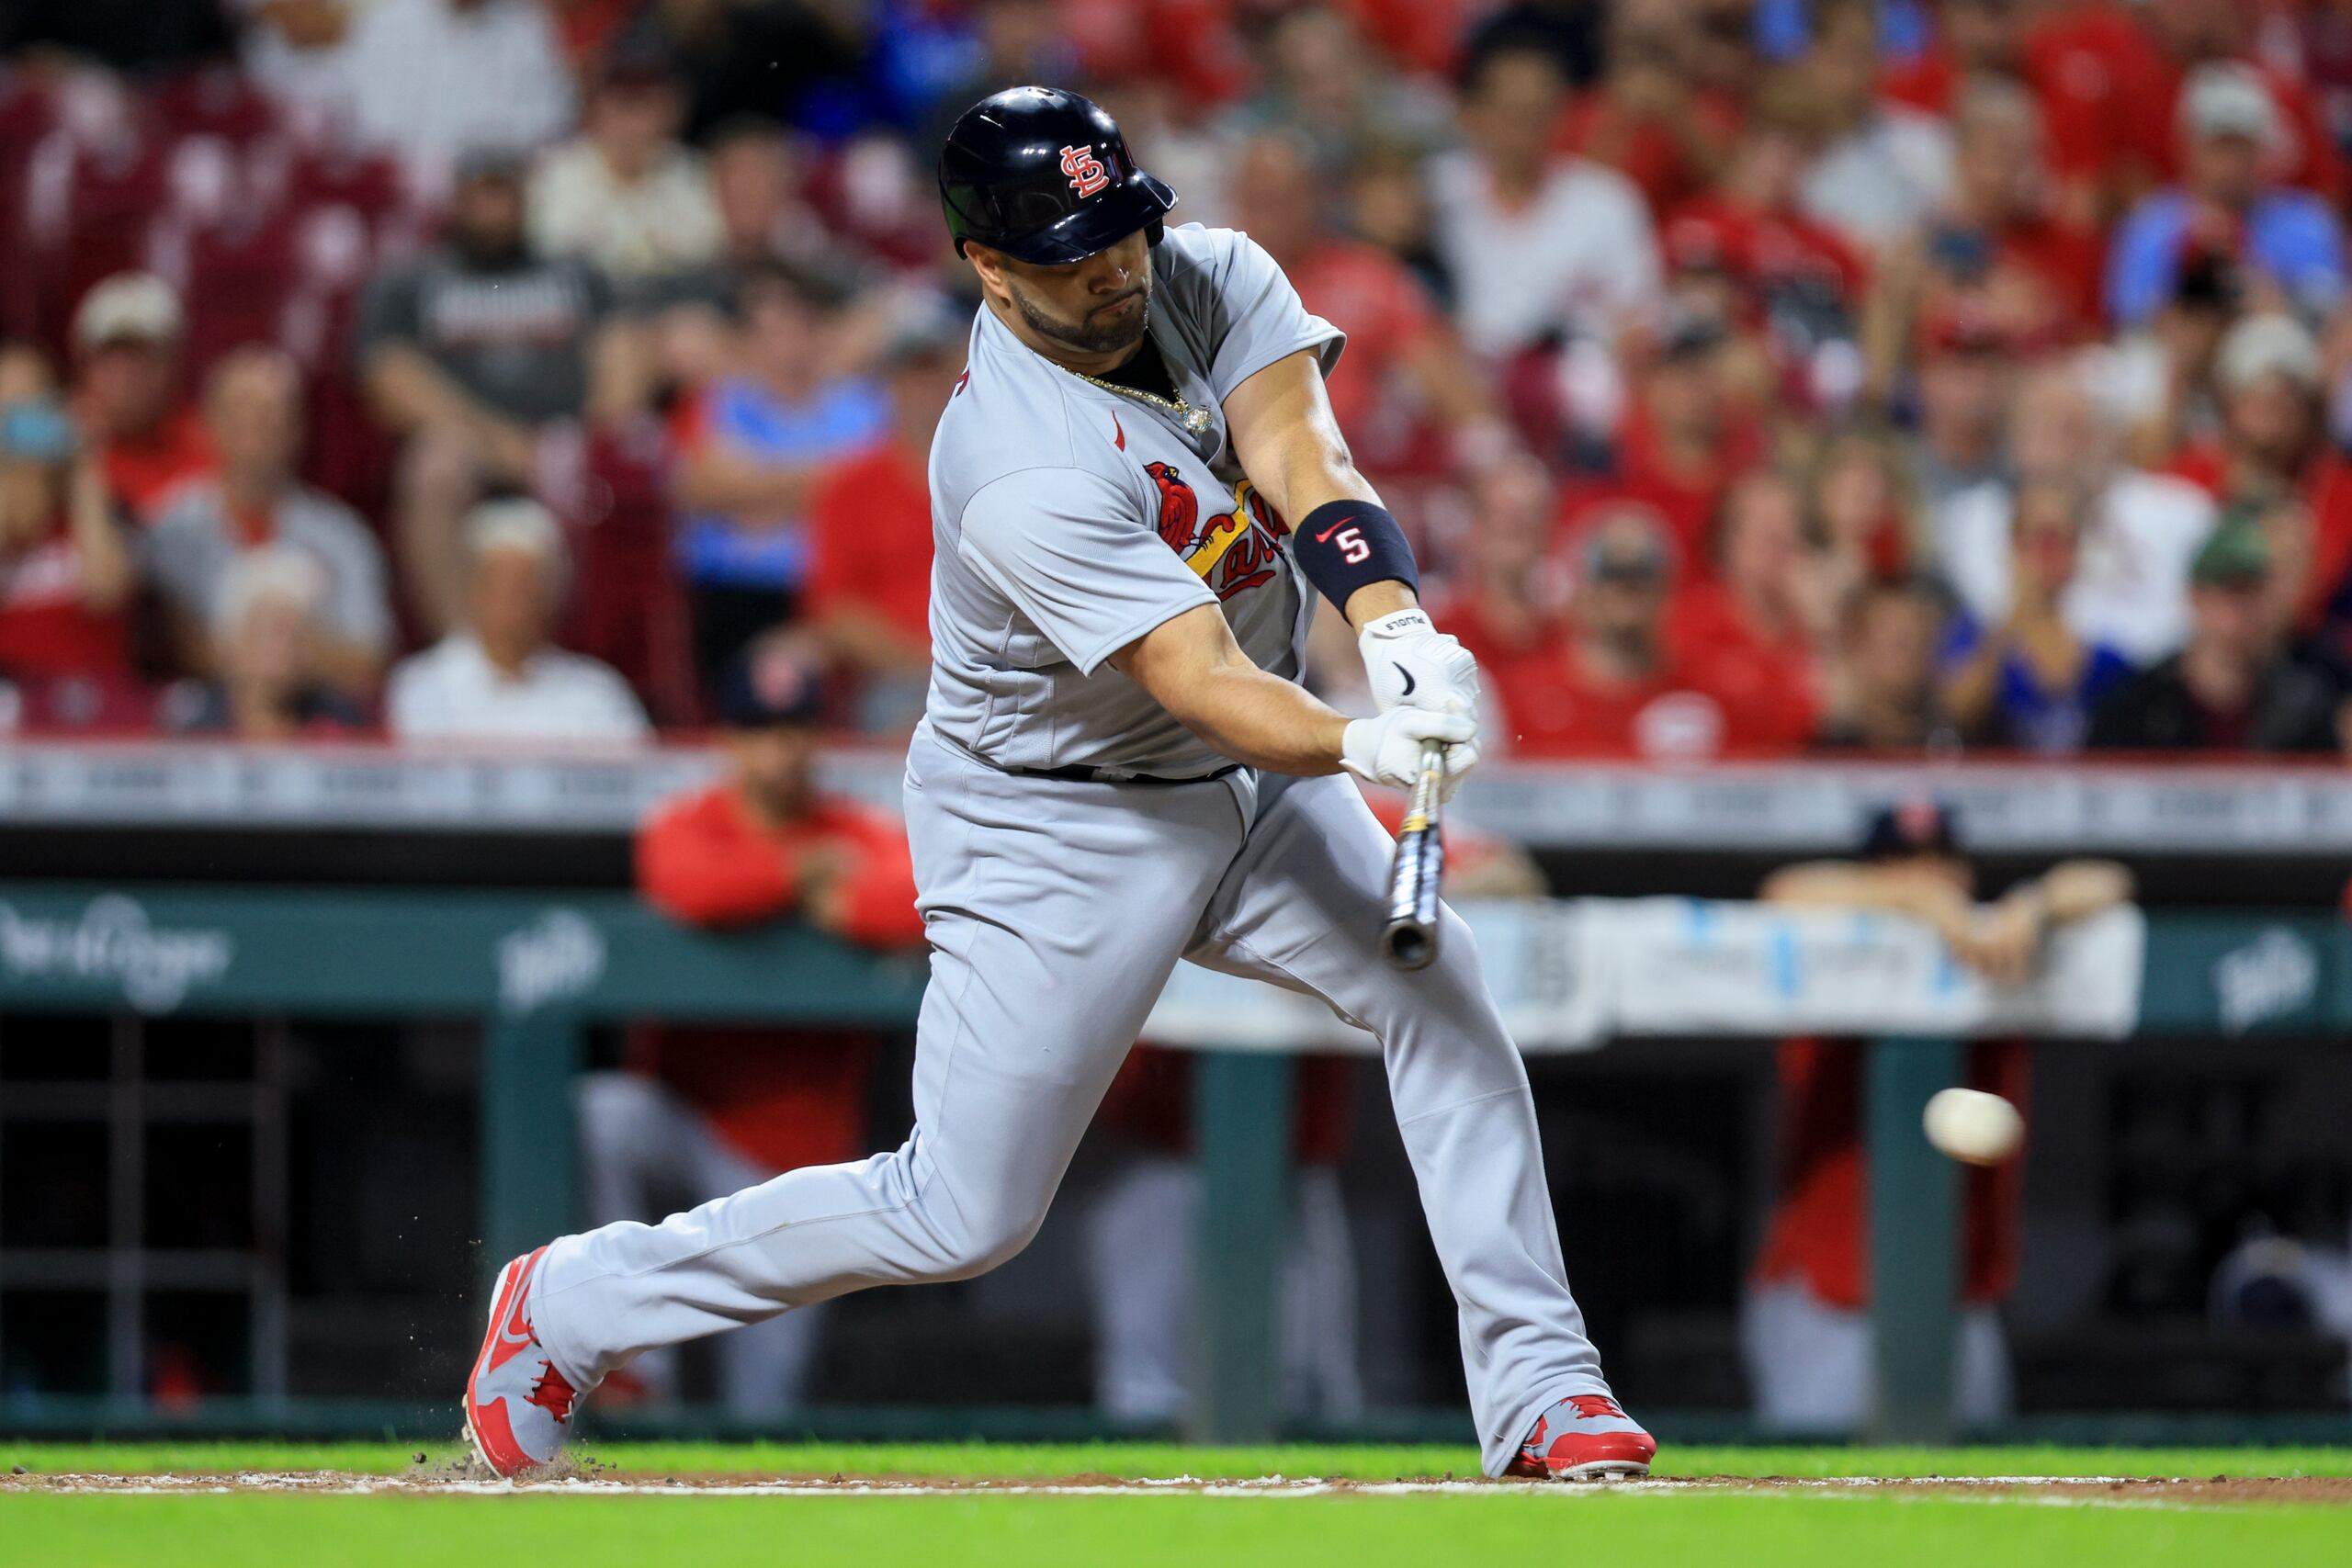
[1922,1088,2025,1166]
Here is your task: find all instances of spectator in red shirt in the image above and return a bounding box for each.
[2026,0,2343,219]
[1883,0,2029,119]
[1435,452,1573,677]
[1557,0,1738,217]
[1227,131,1505,479]
[1491,503,1771,760]
[1668,470,1825,748]
[0,359,139,694]
[1564,312,1763,574]
[1895,78,2104,351]
[582,642,923,1416]
[1746,799,2134,1433]
[68,274,211,519]
[805,301,964,734]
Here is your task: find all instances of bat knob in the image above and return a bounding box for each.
[1381,918,1437,971]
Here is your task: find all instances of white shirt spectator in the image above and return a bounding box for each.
[1800,108,1955,252]
[1939,470,2218,665]
[249,0,575,187]
[528,140,727,282]
[387,634,651,742]
[145,480,393,659]
[1425,150,1662,359]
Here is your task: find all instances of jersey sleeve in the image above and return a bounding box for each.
[1200,231,1344,403]
[956,466,1216,675]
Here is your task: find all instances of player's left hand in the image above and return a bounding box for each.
[1358,608,1480,719]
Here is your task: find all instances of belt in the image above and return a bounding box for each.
[1003,761,1244,787]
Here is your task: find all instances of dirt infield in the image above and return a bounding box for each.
[9,1467,2352,1506]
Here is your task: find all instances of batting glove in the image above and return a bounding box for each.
[1341,706,1480,800]
[1359,608,1481,719]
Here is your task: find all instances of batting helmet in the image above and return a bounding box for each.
[938,86,1177,265]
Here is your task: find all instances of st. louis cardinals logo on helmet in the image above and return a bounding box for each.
[1059,143,1110,198]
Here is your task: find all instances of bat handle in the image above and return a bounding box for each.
[1379,740,1448,971]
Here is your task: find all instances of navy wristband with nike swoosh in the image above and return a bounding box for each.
[1289,500,1419,609]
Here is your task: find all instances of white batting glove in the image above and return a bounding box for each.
[1359,608,1481,719]
[1341,707,1480,800]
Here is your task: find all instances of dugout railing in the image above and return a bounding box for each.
[0,880,2345,1445]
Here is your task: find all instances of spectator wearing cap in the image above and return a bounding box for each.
[144,346,392,701]
[2088,518,2352,754]
[1939,361,2217,665]
[0,348,139,687]
[159,546,369,738]
[68,274,212,518]
[1562,310,1763,574]
[1660,76,1869,373]
[1425,42,1662,364]
[2105,63,2347,329]
[527,41,725,284]
[804,300,963,735]
[254,0,574,189]
[2165,314,2352,633]
[668,261,889,693]
[591,641,922,1416]
[1814,576,1957,752]
[1749,804,2133,1434]
[385,498,650,741]
[357,147,638,636]
[1227,131,1503,479]
[1940,476,2136,753]
[1794,0,1955,253]
[1488,505,1774,761]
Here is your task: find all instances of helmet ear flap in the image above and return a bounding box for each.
[1145,219,1165,246]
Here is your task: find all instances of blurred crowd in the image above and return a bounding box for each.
[5,0,2352,759]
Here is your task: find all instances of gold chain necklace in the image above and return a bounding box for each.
[1057,360,1215,439]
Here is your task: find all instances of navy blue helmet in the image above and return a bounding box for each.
[938,86,1177,265]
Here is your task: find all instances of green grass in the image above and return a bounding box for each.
[6,1443,2352,1568]
[6,1439,2352,1480]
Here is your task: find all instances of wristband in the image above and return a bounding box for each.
[1288,500,1419,610]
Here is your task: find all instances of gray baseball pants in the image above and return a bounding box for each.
[533,723,1613,1475]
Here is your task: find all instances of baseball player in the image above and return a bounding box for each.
[465,86,1654,1482]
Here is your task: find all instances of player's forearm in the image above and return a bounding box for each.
[1164,660,1350,774]
[2033,860,2135,922]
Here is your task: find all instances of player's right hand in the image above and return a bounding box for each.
[1340,707,1479,798]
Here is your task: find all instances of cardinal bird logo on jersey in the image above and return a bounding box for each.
[1146,462,1200,552]
[1145,466,1285,602]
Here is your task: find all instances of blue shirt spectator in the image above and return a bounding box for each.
[2105,62,2347,327]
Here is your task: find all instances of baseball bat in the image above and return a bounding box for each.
[1379,740,1447,970]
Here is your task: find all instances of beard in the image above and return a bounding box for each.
[1007,276,1152,356]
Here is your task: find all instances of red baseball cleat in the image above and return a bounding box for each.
[463,1247,582,1479]
[1503,1393,1657,1481]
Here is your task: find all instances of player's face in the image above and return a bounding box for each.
[989,229,1154,358]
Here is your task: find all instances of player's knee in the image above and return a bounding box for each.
[926,1198,1049,1282]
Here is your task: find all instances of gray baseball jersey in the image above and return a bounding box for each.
[527,223,1625,1476]
[923,222,1341,775]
